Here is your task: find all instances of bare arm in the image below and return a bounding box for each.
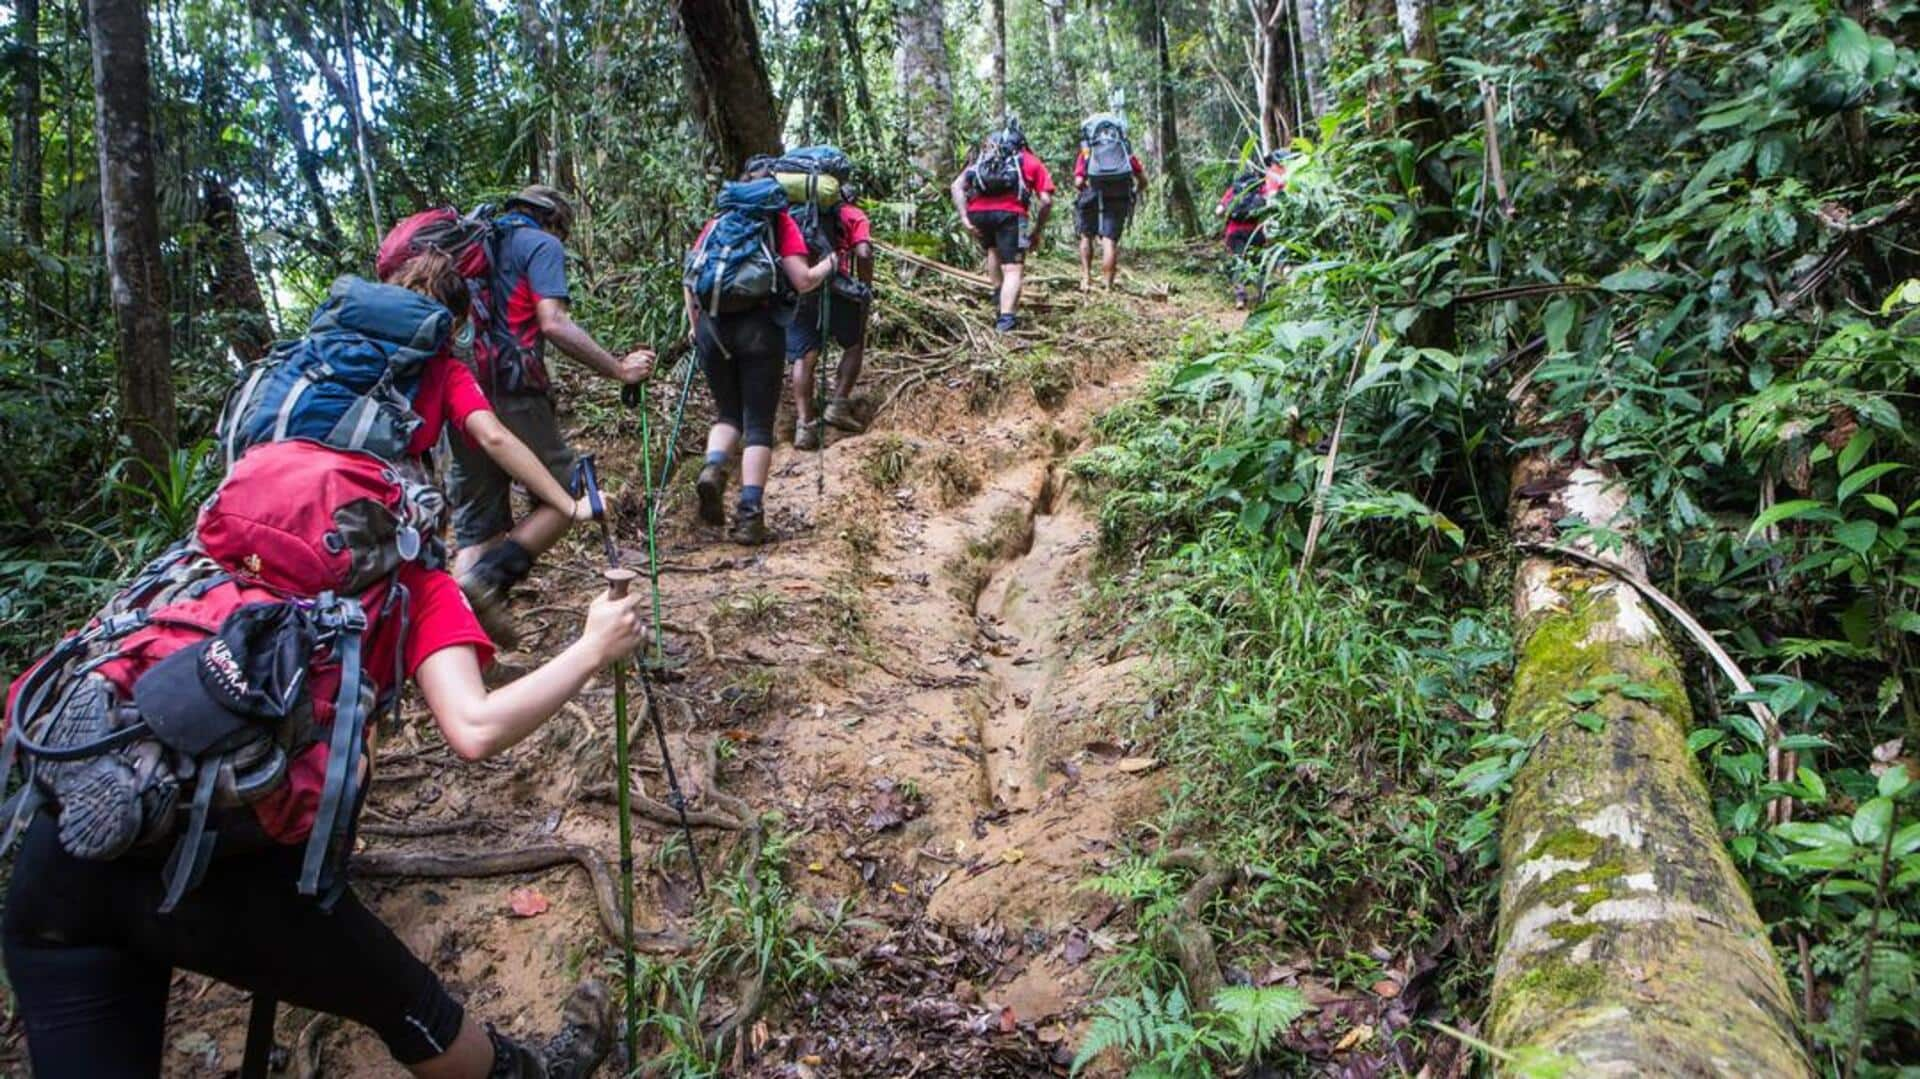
[951,172,976,232]
[536,297,654,384]
[853,242,874,285]
[417,589,647,761]
[1031,191,1054,234]
[462,409,592,522]
[781,253,837,294]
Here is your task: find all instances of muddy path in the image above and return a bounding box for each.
[147,257,1238,1077]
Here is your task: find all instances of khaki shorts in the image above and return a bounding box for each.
[447,393,576,547]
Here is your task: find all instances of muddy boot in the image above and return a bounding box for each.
[695,462,727,526]
[729,504,769,546]
[794,419,821,452]
[541,980,615,1079]
[457,540,533,650]
[487,1028,549,1078]
[823,398,865,433]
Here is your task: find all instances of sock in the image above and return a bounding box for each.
[705,450,726,467]
[739,485,764,511]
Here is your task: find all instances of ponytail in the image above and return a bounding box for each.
[386,249,472,321]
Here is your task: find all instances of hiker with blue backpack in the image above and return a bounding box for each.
[949,119,1056,333]
[1073,114,1149,292]
[683,159,840,544]
[374,187,656,648]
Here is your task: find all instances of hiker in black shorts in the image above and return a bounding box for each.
[1073,114,1149,292]
[949,121,1056,333]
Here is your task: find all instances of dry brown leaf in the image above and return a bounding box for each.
[507,887,550,918]
[1117,757,1161,773]
[1334,1024,1373,1052]
[1371,978,1401,999]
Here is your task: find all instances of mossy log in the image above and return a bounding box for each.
[1490,466,1810,1075]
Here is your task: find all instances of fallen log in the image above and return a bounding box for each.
[1489,464,1810,1074]
[873,239,995,290]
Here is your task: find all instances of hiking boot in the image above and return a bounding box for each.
[823,398,865,433]
[729,506,769,546]
[541,980,615,1079]
[794,419,821,452]
[994,313,1018,333]
[487,1028,548,1078]
[695,462,727,526]
[458,573,521,651]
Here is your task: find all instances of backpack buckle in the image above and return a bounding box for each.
[314,594,368,636]
[96,610,150,640]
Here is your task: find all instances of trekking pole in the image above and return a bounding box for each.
[816,262,832,502]
[240,993,276,1079]
[600,563,641,1072]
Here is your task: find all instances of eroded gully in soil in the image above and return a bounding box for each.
[154,275,1235,1077]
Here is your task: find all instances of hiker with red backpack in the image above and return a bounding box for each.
[949,119,1055,333]
[683,158,839,544]
[772,146,875,451]
[1073,114,1149,292]
[1217,150,1294,309]
[375,187,655,647]
[2,431,649,1076]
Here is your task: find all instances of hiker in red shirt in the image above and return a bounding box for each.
[1072,114,1149,292]
[2,475,653,1077]
[786,198,875,450]
[949,120,1055,333]
[1218,151,1293,309]
[384,250,600,531]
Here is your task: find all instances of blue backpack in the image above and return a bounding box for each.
[684,179,792,316]
[217,275,453,468]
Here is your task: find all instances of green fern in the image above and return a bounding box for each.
[1209,985,1309,1057]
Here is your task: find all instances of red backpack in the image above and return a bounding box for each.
[377,207,546,396]
[1,441,444,909]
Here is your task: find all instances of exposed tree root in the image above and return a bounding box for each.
[1152,847,1241,1005]
[352,844,690,953]
[294,1011,337,1079]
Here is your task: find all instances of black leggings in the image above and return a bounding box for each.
[2,815,464,1075]
[697,311,784,448]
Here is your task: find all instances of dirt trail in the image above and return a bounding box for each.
[154,259,1236,1077]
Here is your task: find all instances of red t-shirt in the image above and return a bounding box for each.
[1073,149,1147,185]
[966,149,1056,217]
[1221,164,1290,240]
[693,211,810,257]
[406,353,494,457]
[835,204,872,273]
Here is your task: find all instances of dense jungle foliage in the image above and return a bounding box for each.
[3,0,1920,1073]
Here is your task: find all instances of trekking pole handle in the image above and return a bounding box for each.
[603,568,637,600]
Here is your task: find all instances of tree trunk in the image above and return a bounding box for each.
[251,0,344,257]
[86,0,175,474]
[1253,0,1294,152]
[201,178,272,362]
[989,0,1007,122]
[11,0,51,370]
[894,0,955,191]
[1490,459,1812,1075]
[832,0,879,150]
[1152,0,1200,236]
[1295,0,1327,117]
[673,0,782,171]
[278,2,427,209]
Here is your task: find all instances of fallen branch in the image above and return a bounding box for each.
[1297,307,1379,582]
[873,239,994,290]
[352,844,690,952]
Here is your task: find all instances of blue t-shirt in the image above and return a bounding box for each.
[487,215,569,395]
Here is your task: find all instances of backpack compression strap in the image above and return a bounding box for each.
[299,594,371,903]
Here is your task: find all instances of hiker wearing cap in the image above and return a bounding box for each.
[3,441,653,1076]
[1072,114,1148,292]
[1217,150,1293,309]
[683,160,839,544]
[949,120,1055,333]
[787,195,874,451]
[447,185,655,644]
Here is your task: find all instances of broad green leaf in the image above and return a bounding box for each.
[1879,766,1911,798]
[1687,728,1725,753]
[1598,267,1672,293]
[1783,845,1858,871]
[1892,822,1920,859]
[1836,429,1874,476]
[1829,17,1872,76]
[1775,821,1852,849]
[1746,499,1829,537]
[1831,519,1878,555]
[1544,297,1577,353]
[1853,797,1894,846]
[1837,462,1906,504]
[1800,766,1828,804]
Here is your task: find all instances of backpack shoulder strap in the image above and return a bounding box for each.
[299,593,372,904]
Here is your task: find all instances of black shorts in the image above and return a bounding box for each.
[1076,186,1134,240]
[2,815,465,1074]
[1225,227,1262,256]
[967,209,1028,264]
[786,292,869,359]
